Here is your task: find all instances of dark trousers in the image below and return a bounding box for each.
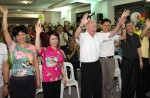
[81,60,102,98]
[42,80,61,98]
[121,58,140,98]
[72,62,79,80]
[9,75,36,98]
[136,58,150,98]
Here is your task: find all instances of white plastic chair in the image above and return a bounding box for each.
[60,62,80,98]
[113,55,122,91]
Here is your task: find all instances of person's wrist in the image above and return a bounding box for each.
[139,58,142,61]
[4,83,9,85]
[79,23,84,28]
[62,74,65,77]
[79,25,84,28]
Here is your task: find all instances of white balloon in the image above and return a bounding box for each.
[130,12,141,23]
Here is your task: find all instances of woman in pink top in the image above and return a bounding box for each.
[35,23,67,98]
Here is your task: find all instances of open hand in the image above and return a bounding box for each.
[121,9,130,18]
[140,60,143,69]
[63,76,67,86]
[35,23,43,35]
[3,85,8,97]
[0,6,8,15]
[145,18,150,28]
[80,13,90,27]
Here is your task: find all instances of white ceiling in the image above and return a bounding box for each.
[0,0,103,17]
[0,0,64,14]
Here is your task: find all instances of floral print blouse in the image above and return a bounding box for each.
[38,46,64,82]
[9,41,37,76]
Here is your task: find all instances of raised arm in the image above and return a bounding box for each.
[0,6,13,46]
[119,22,127,40]
[35,23,42,53]
[75,13,90,38]
[140,18,150,39]
[109,9,130,38]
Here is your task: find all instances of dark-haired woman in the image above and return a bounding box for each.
[35,23,67,98]
[56,25,68,51]
[0,6,40,98]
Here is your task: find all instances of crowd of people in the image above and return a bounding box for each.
[0,5,150,98]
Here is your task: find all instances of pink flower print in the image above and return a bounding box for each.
[55,67,57,70]
[55,77,58,81]
[15,51,25,59]
[50,78,54,81]
[47,72,51,77]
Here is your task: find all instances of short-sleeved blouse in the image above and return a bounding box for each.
[9,41,37,76]
[38,46,64,82]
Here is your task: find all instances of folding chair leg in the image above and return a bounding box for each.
[68,86,71,95]
[60,86,64,98]
[76,84,80,98]
[118,73,122,90]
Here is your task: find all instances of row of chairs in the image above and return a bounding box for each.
[37,55,122,97]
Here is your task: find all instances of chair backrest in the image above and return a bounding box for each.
[63,62,75,80]
[113,55,122,69]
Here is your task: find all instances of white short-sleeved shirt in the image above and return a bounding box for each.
[0,43,8,86]
[59,33,68,46]
[77,31,109,62]
[99,32,119,57]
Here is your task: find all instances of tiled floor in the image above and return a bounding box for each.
[36,70,150,98]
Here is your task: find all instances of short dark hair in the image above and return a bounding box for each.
[46,30,60,46]
[125,20,134,27]
[56,25,63,28]
[101,18,111,25]
[12,25,27,37]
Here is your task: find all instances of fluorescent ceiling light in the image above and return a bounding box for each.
[22,1,28,4]
[22,1,33,4]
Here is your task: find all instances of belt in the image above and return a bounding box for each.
[122,57,139,61]
[142,57,149,61]
[100,56,113,59]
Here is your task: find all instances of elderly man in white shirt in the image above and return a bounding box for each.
[0,42,9,98]
[75,10,129,98]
